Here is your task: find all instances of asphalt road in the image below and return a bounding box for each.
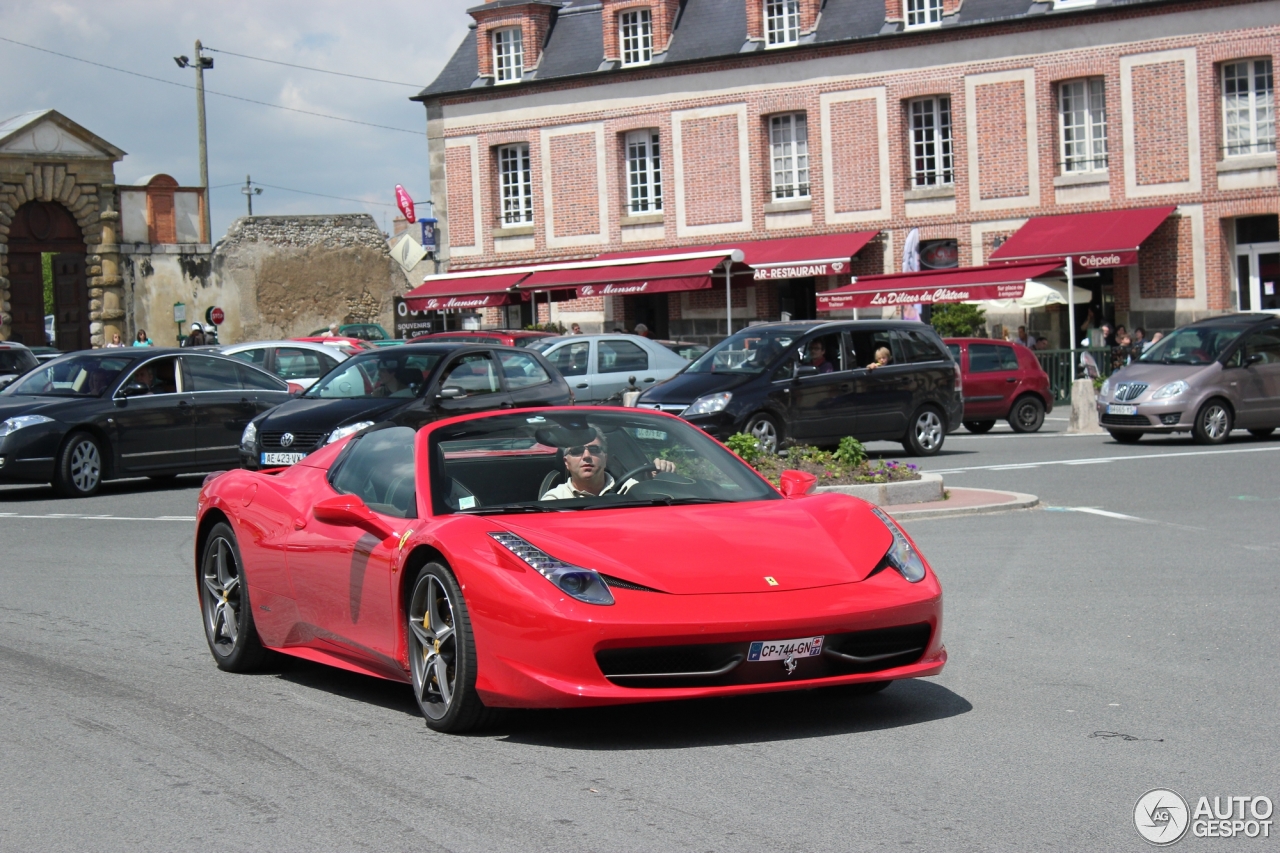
[1,422,1277,851]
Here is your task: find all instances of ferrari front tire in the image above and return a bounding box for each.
[199,522,270,672]
[407,561,493,733]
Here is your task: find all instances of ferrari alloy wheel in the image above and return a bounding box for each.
[407,562,492,733]
[963,420,995,434]
[902,407,945,456]
[53,431,103,498]
[1009,396,1045,433]
[744,413,781,455]
[1192,399,1232,445]
[199,522,269,672]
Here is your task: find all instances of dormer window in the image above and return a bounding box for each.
[905,0,943,29]
[764,0,800,48]
[493,27,524,84]
[619,9,653,67]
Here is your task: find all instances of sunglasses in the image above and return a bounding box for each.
[565,443,605,457]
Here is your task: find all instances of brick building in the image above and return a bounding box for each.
[413,0,1278,342]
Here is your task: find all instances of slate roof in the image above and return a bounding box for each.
[416,0,1173,100]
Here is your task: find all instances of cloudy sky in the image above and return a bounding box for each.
[0,0,473,239]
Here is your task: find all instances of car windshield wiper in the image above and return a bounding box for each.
[457,503,565,515]
[580,496,726,510]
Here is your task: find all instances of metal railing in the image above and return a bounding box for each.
[1034,348,1124,402]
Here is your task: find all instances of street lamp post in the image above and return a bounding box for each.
[174,42,214,244]
[241,175,263,215]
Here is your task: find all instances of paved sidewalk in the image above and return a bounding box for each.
[887,486,1039,520]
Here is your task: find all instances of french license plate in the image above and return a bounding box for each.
[261,452,306,466]
[1107,404,1138,416]
[747,635,824,662]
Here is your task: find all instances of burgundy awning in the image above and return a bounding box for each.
[594,231,880,280]
[816,260,1064,311]
[403,271,527,310]
[517,251,740,298]
[988,206,1177,269]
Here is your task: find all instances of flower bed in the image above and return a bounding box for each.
[726,434,921,487]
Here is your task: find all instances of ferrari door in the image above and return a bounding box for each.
[286,426,417,664]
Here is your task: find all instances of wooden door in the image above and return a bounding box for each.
[53,253,89,351]
[7,253,46,346]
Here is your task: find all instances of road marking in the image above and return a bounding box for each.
[0,513,195,522]
[928,444,1280,474]
[1044,505,1207,531]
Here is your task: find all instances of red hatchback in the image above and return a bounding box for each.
[409,329,554,348]
[944,338,1053,432]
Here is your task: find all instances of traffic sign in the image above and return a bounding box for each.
[205,306,225,326]
[391,233,427,273]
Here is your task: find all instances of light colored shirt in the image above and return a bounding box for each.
[542,473,640,500]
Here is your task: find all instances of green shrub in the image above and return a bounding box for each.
[834,436,867,467]
[929,303,987,337]
[725,432,762,464]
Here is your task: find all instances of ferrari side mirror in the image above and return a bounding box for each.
[778,469,817,497]
[312,493,397,539]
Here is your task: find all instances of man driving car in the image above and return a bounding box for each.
[541,428,676,499]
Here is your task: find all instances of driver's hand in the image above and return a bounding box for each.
[654,459,676,474]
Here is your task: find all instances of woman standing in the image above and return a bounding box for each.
[133,329,154,347]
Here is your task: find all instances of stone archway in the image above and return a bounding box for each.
[0,110,125,347]
[7,201,89,348]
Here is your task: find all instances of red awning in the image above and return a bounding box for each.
[816,260,1064,311]
[518,251,739,298]
[594,231,880,281]
[404,271,527,310]
[988,206,1177,269]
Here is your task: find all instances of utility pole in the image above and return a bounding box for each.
[174,42,214,243]
[241,175,263,215]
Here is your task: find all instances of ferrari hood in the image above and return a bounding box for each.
[496,495,894,595]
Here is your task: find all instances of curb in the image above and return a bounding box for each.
[813,472,944,506]
[888,489,1040,520]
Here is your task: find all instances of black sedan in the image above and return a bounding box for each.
[0,348,294,497]
[239,343,572,469]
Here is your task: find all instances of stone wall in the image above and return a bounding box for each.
[208,214,403,342]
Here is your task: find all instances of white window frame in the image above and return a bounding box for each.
[492,27,523,84]
[1222,58,1275,157]
[764,0,800,48]
[619,8,653,67]
[909,96,953,188]
[625,130,663,214]
[905,0,943,29]
[1058,77,1108,173]
[498,144,533,225]
[1051,0,1097,9]
[769,113,810,199]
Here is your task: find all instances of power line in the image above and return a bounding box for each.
[204,47,423,88]
[0,35,421,135]
[213,180,398,208]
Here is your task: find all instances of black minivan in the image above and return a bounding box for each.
[637,320,963,456]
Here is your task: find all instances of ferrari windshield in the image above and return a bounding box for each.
[4,354,135,397]
[1139,325,1244,365]
[430,410,778,515]
[684,327,801,375]
[306,352,442,399]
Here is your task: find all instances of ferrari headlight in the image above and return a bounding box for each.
[239,420,258,451]
[489,531,614,606]
[1099,378,1111,398]
[683,392,732,416]
[326,420,375,444]
[1152,380,1189,399]
[0,414,54,439]
[869,506,927,583]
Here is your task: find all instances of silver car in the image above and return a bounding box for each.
[527,334,690,403]
[1097,313,1280,444]
[216,340,351,391]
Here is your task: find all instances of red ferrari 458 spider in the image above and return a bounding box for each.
[195,408,945,732]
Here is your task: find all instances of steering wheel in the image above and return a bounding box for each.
[617,462,658,484]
